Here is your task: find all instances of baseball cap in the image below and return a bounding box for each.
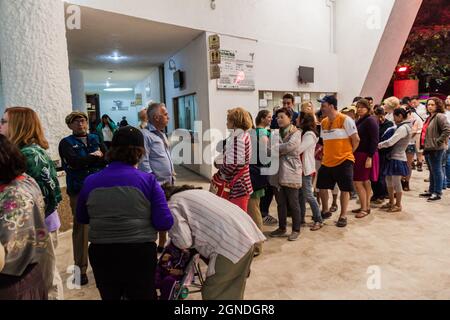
[65,111,88,125]
[112,126,144,148]
[341,106,357,113]
[317,95,338,108]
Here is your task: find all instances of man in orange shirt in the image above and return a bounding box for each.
[316,96,360,228]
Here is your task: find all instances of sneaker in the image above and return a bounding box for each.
[427,194,441,202]
[419,192,432,198]
[288,231,300,241]
[263,215,278,226]
[269,228,287,238]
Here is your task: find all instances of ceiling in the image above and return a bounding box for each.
[65,3,203,91]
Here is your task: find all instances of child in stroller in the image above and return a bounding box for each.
[155,242,205,300]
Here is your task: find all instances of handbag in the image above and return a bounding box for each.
[210,168,247,200]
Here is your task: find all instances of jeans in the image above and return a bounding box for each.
[425,150,445,196]
[446,143,450,188]
[274,186,301,232]
[299,175,323,223]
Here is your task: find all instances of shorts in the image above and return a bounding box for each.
[406,144,416,154]
[317,160,354,192]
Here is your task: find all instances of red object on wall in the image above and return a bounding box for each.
[394,79,419,98]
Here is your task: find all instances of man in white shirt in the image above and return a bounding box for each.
[410,96,428,171]
[163,185,266,300]
[411,96,428,121]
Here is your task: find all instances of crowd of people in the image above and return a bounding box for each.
[1,93,450,300]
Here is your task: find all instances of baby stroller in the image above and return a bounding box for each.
[155,242,205,300]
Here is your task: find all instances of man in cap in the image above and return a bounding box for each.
[340,105,357,121]
[59,111,107,286]
[316,96,360,228]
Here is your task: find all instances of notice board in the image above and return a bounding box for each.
[217,50,255,91]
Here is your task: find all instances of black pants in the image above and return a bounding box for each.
[274,187,301,232]
[89,242,157,300]
[260,186,275,216]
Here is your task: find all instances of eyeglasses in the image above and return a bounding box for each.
[72,119,87,124]
[0,119,7,125]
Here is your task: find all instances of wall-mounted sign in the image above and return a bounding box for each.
[264,92,273,100]
[302,93,311,101]
[208,34,221,50]
[294,96,302,104]
[259,99,268,108]
[210,65,221,80]
[209,50,221,65]
[217,50,255,91]
[135,93,143,106]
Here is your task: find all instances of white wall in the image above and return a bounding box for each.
[134,67,161,109]
[164,33,211,178]
[97,91,139,127]
[257,41,339,93]
[360,0,423,103]
[70,0,332,53]
[335,0,395,106]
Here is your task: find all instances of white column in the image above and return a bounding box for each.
[70,69,86,112]
[0,0,72,159]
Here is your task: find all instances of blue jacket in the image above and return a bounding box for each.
[58,134,107,196]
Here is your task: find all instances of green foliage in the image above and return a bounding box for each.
[397,28,449,85]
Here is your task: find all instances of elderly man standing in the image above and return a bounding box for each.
[139,103,176,252]
[59,112,107,286]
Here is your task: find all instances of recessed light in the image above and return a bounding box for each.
[104,88,133,92]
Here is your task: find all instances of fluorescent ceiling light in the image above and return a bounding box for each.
[104,88,133,92]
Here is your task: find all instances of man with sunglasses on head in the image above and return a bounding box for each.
[59,111,107,286]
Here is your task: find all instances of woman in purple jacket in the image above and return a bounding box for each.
[353,99,379,218]
[76,126,174,300]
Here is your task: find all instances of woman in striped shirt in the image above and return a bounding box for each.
[217,108,254,212]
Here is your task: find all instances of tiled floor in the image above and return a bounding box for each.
[56,165,450,300]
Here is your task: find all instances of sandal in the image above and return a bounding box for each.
[310,222,323,231]
[387,206,402,213]
[380,203,394,210]
[336,217,347,228]
[321,211,332,220]
[355,210,370,219]
[330,204,338,213]
[352,208,362,213]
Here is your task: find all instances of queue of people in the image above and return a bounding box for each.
[1,93,450,301]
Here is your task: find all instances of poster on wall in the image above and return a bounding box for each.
[135,93,143,106]
[217,50,255,91]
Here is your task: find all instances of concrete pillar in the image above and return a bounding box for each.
[0,0,72,159]
[360,0,423,104]
[70,69,86,112]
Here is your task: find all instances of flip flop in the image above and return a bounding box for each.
[355,210,370,219]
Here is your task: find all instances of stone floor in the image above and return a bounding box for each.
[56,165,450,300]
